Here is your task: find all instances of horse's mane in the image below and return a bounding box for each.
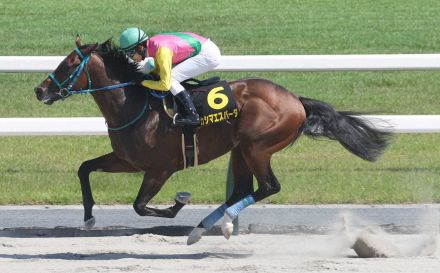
[95,39,145,83]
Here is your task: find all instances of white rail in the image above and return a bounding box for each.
[0,115,439,136]
[2,54,440,72]
[0,54,439,135]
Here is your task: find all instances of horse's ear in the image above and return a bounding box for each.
[82,43,99,56]
[75,34,81,47]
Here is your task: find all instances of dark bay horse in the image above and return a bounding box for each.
[34,37,391,245]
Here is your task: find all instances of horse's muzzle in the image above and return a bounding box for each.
[34,86,45,101]
[34,86,53,105]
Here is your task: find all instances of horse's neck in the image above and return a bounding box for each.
[88,54,147,130]
[91,88,146,129]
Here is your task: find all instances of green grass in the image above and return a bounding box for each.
[1,0,439,55]
[0,134,439,205]
[0,0,439,204]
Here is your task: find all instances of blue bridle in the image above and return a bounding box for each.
[48,48,147,131]
[48,48,137,98]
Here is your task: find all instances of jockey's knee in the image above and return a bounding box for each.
[207,56,220,68]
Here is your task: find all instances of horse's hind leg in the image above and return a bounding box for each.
[78,152,140,228]
[242,152,280,203]
[225,147,255,205]
[220,110,297,238]
[187,148,254,245]
[220,150,281,238]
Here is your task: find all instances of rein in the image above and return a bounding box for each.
[106,103,149,131]
[49,47,147,131]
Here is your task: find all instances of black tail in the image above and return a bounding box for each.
[299,97,392,162]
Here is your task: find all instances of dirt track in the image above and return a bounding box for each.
[1,233,439,273]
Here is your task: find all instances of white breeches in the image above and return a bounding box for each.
[170,39,221,95]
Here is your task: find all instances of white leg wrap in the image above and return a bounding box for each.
[221,214,234,240]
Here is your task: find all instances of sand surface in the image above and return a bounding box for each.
[1,233,439,273]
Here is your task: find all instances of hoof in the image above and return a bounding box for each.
[84,216,96,230]
[175,192,191,205]
[221,214,234,240]
[187,227,205,245]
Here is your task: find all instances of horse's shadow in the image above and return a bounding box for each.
[0,251,252,260]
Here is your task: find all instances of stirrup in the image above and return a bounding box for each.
[173,113,200,126]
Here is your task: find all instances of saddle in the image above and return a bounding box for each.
[161,77,239,169]
[162,76,221,119]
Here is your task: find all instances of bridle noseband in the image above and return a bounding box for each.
[48,48,92,100]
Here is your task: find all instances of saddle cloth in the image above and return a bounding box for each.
[163,78,239,126]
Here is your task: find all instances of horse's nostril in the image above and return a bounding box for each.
[34,87,44,100]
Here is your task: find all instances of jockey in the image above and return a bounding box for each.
[119,27,221,126]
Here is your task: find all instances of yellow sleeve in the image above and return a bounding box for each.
[141,47,173,91]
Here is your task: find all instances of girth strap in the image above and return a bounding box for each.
[181,127,198,169]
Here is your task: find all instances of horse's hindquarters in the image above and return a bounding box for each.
[230,78,306,152]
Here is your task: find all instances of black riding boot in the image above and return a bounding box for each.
[173,90,200,126]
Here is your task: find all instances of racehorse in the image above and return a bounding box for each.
[34,36,391,245]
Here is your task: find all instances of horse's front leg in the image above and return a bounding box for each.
[78,152,140,229]
[133,169,189,218]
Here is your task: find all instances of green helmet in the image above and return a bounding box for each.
[119,27,149,51]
